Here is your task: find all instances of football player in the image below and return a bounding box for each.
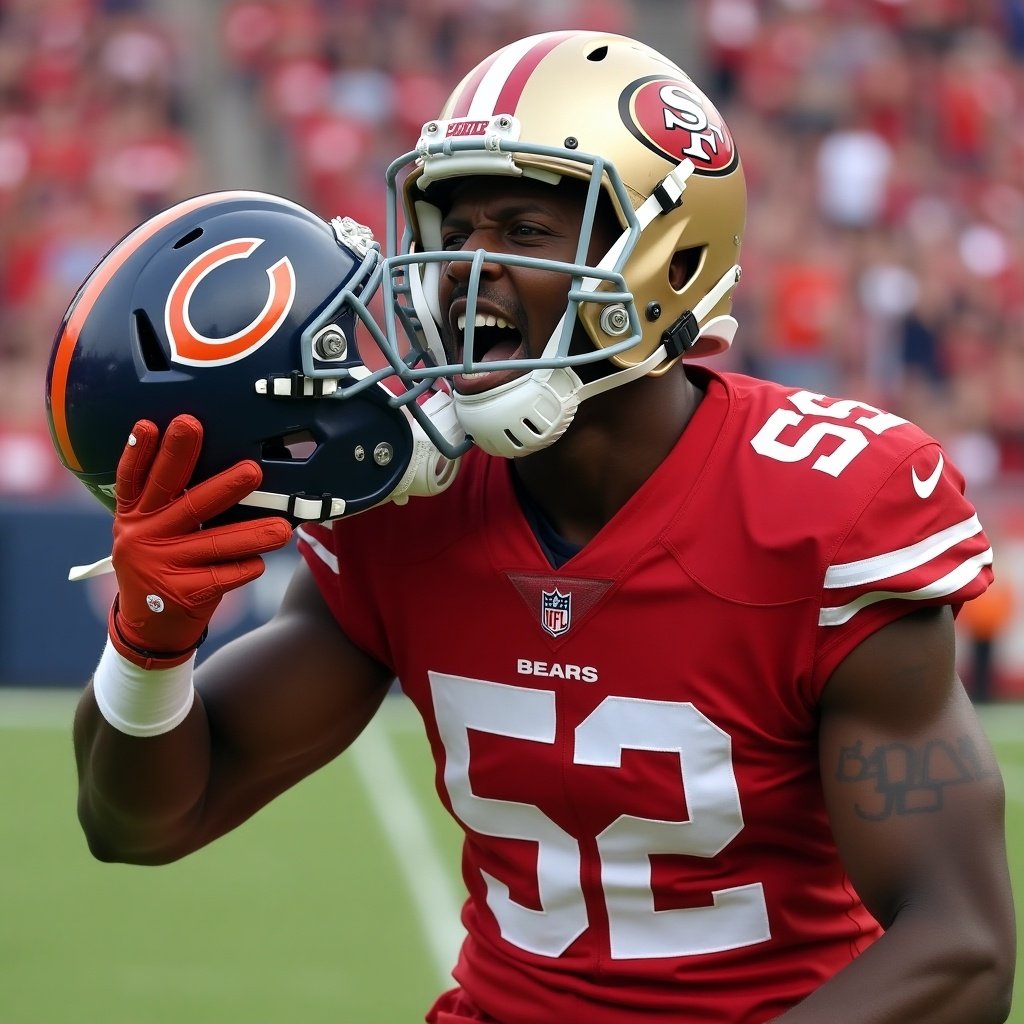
[65,34,1015,1024]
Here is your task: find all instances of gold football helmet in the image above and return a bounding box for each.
[382,30,746,457]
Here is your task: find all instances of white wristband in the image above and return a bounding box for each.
[92,635,196,737]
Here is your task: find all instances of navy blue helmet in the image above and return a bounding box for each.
[46,190,462,524]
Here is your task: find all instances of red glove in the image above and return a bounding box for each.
[109,415,292,668]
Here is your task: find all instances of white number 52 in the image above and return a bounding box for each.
[431,672,771,961]
[750,390,906,477]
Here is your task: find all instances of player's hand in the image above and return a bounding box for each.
[109,414,292,667]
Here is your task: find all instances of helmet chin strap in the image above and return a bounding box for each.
[455,260,741,459]
[239,387,464,516]
[68,490,348,581]
[236,490,348,520]
[68,555,114,581]
[68,388,465,581]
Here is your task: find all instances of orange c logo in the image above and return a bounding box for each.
[164,237,296,366]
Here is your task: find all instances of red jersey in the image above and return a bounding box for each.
[298,368,992,1024]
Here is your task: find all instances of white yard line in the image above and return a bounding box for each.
[0,687,467,983]
[350,706,465,986]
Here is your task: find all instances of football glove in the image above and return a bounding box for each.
[108,414,293,668]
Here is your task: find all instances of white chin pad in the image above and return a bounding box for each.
[389,386,463,502]
[685,315,737,359]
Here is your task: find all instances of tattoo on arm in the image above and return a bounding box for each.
[835,736,997,821]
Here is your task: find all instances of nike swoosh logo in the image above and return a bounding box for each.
[912,453,944,498]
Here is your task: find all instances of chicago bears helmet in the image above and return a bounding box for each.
[45,190,462,525]
[381,30,746,457]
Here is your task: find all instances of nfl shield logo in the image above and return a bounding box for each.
[541,588,572,638]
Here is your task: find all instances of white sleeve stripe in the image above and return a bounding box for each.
[297,529,339,575]
[819,547,993,627]
[823,514,983,589]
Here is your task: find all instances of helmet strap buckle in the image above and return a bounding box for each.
[652,176,684,213]
[289,492,337,521]
[651,158,694,215]
[661,310,700,358]
[258,372,340,398]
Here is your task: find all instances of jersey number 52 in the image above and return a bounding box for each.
[431,672,771,960]
[750,391,907,477]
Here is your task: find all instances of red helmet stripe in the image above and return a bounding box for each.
[49,190,273,472]
[490,31,577,121]
[449,49,504,118]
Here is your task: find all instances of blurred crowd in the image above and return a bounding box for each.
[1,0,1022,503]
[702,0,1024,497]
[0,0,203,494]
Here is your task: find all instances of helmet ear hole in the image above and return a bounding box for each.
[670,246,704,293]
[133,309,172,373]
[263,429,318,462]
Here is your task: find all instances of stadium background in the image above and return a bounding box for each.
[0,1,1021,1021]
[0,0,1022,693]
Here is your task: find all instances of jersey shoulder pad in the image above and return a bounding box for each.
[676,381,974,606]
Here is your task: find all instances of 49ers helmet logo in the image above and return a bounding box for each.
[620,76,738,175]
[165,237,296,366]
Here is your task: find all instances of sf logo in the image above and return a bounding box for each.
[164,237,296,366]
[625,77,737,174]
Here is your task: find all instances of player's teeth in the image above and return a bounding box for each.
[456,314,513,331]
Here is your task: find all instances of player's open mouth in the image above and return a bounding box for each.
[450,309,526,394]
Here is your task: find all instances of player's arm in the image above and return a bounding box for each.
[774,606,1016,1023]
[74,562,392,865]
[73,416,394,865]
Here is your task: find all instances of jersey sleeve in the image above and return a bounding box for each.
[295,518,396,669]
[812,441,993,686]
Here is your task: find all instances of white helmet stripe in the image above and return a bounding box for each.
[456,32,578,119]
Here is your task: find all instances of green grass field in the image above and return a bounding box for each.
[2,689,1022,1024]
